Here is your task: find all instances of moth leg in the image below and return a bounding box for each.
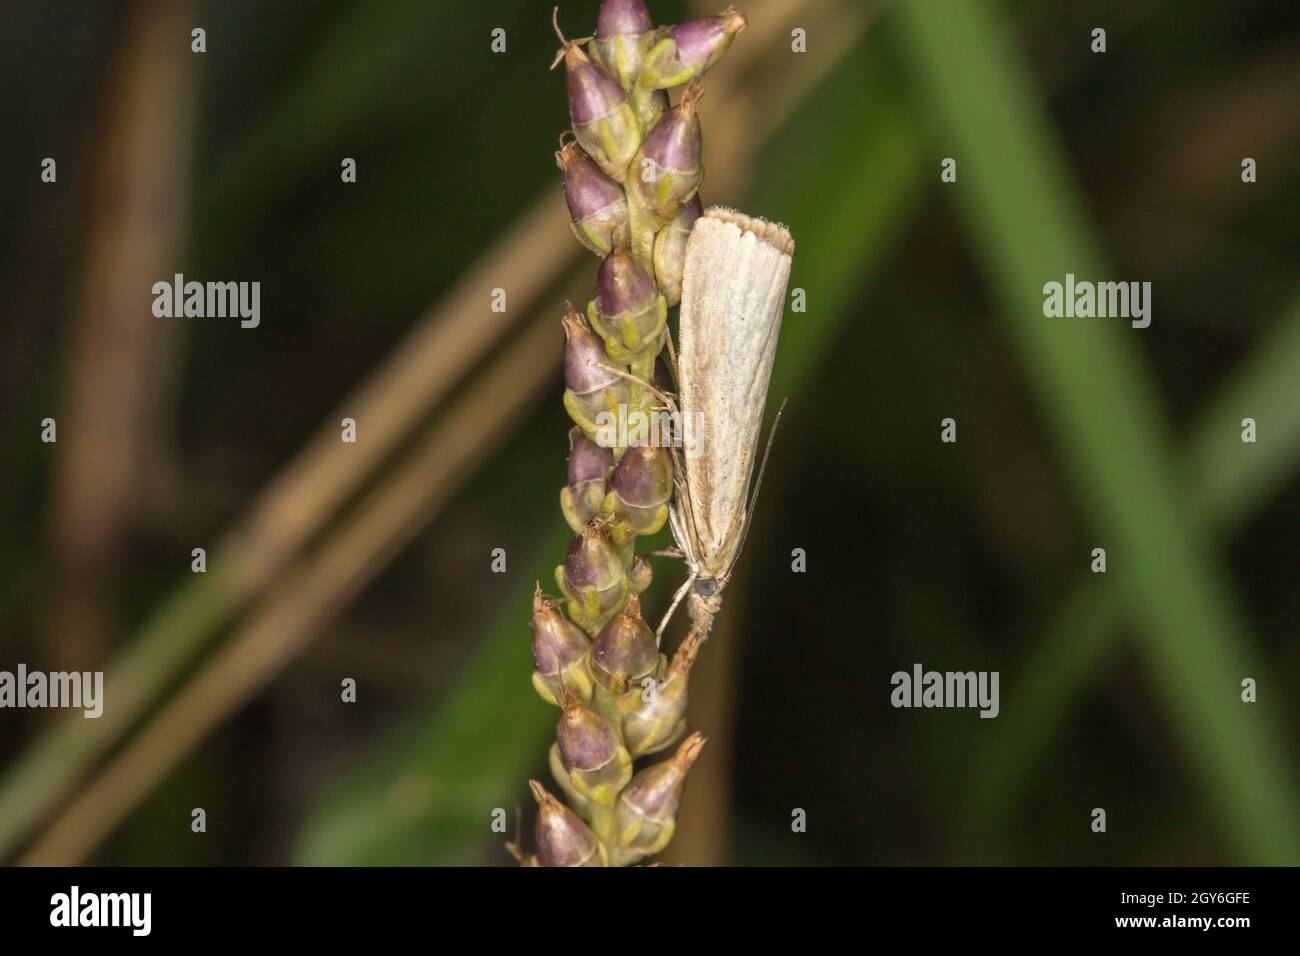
[591,360,680,414]
[655,568,697,645]
[642,548,685,559]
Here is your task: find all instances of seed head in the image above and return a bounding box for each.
[556,691,621,772]
[588,250,667,365]
[590,595,660,693]
[555,685,634,804]
[530,585,594,704]
[593,0,657,93]
[612,733,706,863]
[640,7,747,90]
[607,444,672,535]
[622,630,700,755]
[561,428,615,531]
[530,779,606,866]
[596,0,653,37]
[562,306,629,442]
[557,523,631,633]
[558,140,629,257]
[596,248,658,318]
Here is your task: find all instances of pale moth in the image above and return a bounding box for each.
[661,206,794,639]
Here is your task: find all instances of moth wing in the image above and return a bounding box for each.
[676,207,793,580]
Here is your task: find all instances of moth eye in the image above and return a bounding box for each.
[694,577,718,596]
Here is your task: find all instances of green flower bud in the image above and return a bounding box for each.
[556,523,631,633]
[652,196,701,306]
[640,7,747,90]
[555,687,634,806]
[530,779,607,867]
[587,250,667,366]
[557,140,629,257]
[590,595,661,695]
[626,82,703,231]
[613,733,706,864]
[562,306,628,443]
[623,631,700,756]
[606,444,672,535]
[553,11,641,182]
[530,585,594,705]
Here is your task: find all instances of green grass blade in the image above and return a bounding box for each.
[969,293,1300,847]
[892,0,1300,862]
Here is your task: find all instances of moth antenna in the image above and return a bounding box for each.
[550,7,567,46]
[731,398,787,570]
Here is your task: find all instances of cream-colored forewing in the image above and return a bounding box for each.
[674,207,793,581]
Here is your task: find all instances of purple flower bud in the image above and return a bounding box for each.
[668,8,747,74]
[530,780,605,867]
[568,430,614,489]
[530,586,593,704]
[558,525,630,633]
[623,732,705,820]
[607,446,672,536]
[623,631,699,756]
[553,12,641,181]
[593,0,657,95]
[588,250,667,365]
[558,141,629,257]
[613,733,706,862]
[564,526,624,591]
[556,695,621,773]
[641,6,747,90]
[627,84,703,227]
[562,307,618,395]
[561,429,614,532]
[610,446,672,509]
[563,43,627,126]
[590,596,659,692]
[596,249,658,319]
[531,591,589,676]
[652,195,701,306]
[558,143,622,221]
[640,89,701,174]
[597,0,653,38]
[562,307,630,446]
